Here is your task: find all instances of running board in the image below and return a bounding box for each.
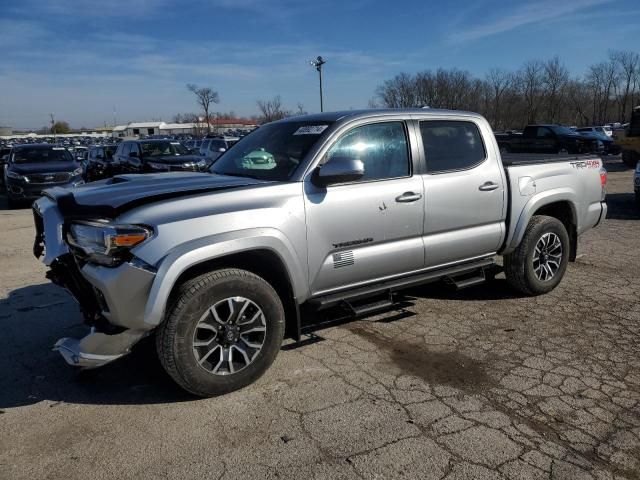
[308,257,495,311]
[445,270,486,290]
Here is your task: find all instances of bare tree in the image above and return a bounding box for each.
[611,50,640,122]
[542,57,569,123]
[296,103,307,116]
[486,69,512,130]
[187,84,220,133]
[256,96,291,123]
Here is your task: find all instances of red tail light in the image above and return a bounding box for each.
[600,168,607,187]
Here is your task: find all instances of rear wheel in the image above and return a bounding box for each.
[504,216,570,296]
[156,268,285,397]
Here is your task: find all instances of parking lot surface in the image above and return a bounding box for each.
[1,158,639,480]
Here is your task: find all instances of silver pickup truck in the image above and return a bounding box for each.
[32,109,607,396]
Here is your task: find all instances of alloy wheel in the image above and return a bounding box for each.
[532,232,563,282]
[192,296,267,375]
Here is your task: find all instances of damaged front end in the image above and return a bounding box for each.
[33,196,156,368]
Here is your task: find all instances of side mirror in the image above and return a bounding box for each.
[1,154,8,163]
[312,157,364,187]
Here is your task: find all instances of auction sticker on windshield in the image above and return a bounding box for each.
[293,125,329,135]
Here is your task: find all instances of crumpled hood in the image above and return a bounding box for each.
[44,171,269,218]
[10,161,79,174]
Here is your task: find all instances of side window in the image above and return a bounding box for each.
[122,143,132,156]
[89,149,96,160]
[536,127,552,138]
[325,122,410,181]
[420,121,486,173]
[130,144,140,156]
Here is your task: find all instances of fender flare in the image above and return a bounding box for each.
[503,188,578,254]
[142,228,308,328]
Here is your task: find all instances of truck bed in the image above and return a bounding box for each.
[501,153,600,166]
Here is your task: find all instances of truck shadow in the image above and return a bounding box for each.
[0,283,193,409]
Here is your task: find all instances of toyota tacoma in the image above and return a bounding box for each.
[32,109,607,396]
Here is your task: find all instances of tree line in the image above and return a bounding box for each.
[372,51,640,131]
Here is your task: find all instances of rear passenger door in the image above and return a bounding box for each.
[305,121,425,295]
[418,120,505,268]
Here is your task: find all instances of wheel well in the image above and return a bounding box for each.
[532,201,578,261]
[172,249,299,339]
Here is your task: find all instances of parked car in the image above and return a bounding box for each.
[113,139,210,173]
[32,109,607,396]
[496,125,598,154]
[0,147,11,188]
[577,126,613,137]
[184,139,202,153]
[575,128,621,155]
[202,137,239,162]
[83,145,118,182]
[4,144,83,208]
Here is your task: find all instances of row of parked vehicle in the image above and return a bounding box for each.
[0,135,241,207]
[494,124,621,156]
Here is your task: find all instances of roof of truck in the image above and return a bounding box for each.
[277,108,483,124]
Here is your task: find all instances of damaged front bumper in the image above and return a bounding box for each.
[54,329,148,368]
[33,197,157,368]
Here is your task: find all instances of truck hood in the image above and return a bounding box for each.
[44,172,270,218]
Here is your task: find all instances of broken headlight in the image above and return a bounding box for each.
[67,221,152,266]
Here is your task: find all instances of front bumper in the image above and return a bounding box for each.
[55,329,148,368]
[7,176,84,200]
[33,199,157,368]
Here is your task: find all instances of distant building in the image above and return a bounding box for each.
[0,126,13,136]
[110,120,258,138]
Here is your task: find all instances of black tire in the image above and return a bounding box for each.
[156,268,285,397]
[504,215,570,296]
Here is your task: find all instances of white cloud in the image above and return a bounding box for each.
[449,0,614,42]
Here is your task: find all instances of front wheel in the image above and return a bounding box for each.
[156,268,285,397]
[504,216,570,296]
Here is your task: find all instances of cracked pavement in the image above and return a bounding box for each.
[0,158,639,479]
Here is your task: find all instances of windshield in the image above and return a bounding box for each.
[12,147,74,164]
[211,121,332,181]
[140,141,189,157]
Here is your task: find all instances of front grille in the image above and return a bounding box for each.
[26,172,72,184]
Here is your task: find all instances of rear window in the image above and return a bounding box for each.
[419,121,486,173]
[12,147,73,164]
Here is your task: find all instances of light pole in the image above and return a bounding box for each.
[309,56,326,112]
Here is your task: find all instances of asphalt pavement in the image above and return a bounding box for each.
[0,157,638,479]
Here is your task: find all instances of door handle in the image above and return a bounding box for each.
[395,192,423,203]
[479,181,499,191]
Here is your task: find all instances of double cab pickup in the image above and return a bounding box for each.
[33,109,607,396]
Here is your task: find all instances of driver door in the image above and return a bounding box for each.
[304,121,425,295]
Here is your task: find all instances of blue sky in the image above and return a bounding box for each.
[1,0,639,129]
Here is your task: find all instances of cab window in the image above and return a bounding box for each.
[324,122,410,181]
[420,121,486,173]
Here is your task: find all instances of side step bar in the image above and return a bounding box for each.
[308,257,496,311]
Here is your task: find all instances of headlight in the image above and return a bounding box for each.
[146,161,169,170]
[6,170,24,180]
[67,221,152,266]
[183,159,210,169]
